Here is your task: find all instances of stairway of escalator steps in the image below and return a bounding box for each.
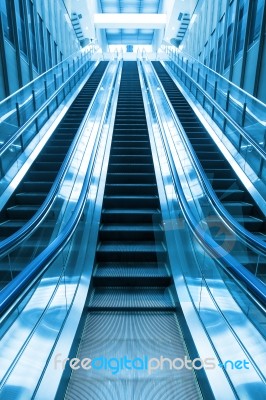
[152,61,266,276]
[65,62,202,400]
[0,62,108,288]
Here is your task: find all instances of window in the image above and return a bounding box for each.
[27,0,37,68]
[0,0,14,44]
[209,49,214,69]
[248,0,264,47]
[235,2,248,59]
[216,15,225,73]
[15,0,27,55]
[224,1,237,70]
[38,15,46,72]
[54,41,58,65]
[224,23,233,69]
[216,36,223,73]
[46,30,52,68]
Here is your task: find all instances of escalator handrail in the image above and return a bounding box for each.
[140,61,266,307]
[0,45,94,108]
[0,61,121,317]
[164,53,266,162]
[0,54,94,158]
[150,62,266,256]
[164,45,266,108]
[0,61,108,258]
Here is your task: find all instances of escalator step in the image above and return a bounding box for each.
[94,262,170,278]
[106,173,156,184]
[101,208,160,223]
[112,140,149,147]
[41,146,70,154]
[97,241,166,261]
[211,178,237,189]
[107,163,154,173]
[207,215,263,231]
[27,171,58,180]
[104,183,158,196]
[37,154,65,162]
[204,168,233,178]
[103,195,159,208]
[88,287,175,310]
[194,151,224,160]
[99,226,163,241]
[109,155,153,164]
[22,181,52,192]
[15,192,47,205]
[111,147,151,155]
[221,202,254,215]
[31,162,63,171]
[6,205,54,219]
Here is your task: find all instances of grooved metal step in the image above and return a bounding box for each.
[101,208,161,223]
[88,287,175,310]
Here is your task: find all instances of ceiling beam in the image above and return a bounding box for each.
[94,13,167,29]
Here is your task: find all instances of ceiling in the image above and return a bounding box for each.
[98,0,162,45]
[69,0,198,51]
[99,0,161,14]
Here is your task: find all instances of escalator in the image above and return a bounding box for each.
[152,61,266,273]
[152,62,265,236]
[64,62,203,399]
[0,61,108,288]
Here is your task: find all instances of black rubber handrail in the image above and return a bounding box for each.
[151,61,266,256]
[140,61,266,307]
[0,61,120,317]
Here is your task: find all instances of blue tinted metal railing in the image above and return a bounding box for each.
[140,59,266,306]
[148,62,266,258]
[0,45,97,186]
[0,61,120,316]
[0,61,109,259]
[163,44,266,185]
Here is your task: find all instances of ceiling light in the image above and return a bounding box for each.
[190,14,197,26]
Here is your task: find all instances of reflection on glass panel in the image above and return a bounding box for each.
[15,0,27,56]
[224,1,236,70]
[46,29,52,68]
[209,49,214,69]
[216,14,225,73]
[27,0,38,69]
[0,0,14,44]
[248,0,264,47]
[224,23,233,69]
[38,15,46,72]
[54,41,58,65]
[235,1,248,59]
[216,36,223,73]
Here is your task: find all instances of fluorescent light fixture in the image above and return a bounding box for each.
[94,13,167,29]
[190,14,197,26]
